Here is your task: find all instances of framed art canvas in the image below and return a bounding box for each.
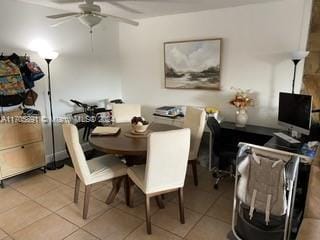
[164,38,221,90]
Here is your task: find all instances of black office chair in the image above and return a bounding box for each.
[207,117,237,189]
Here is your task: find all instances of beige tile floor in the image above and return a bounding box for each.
[0,165,234,240]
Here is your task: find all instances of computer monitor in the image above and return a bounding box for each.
[278,92,312,135]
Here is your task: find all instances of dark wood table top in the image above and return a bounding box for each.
[89,122,180,156]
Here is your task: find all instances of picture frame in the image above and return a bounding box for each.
[164,38,222,90]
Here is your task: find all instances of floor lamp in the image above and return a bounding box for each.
[39,51,64,170]
[291,50,309,94]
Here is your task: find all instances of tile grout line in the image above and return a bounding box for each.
[78,228,104,240]
[57,201,114,229]
[1,168,117,239]
[98,201,183,239]
[0,225,12,240]
[0,179,58,239]
[8,212,53,238]
[122,222,145,240]
[100,205,146,239]
[148,201,202,239]
[9,174,62,203]
[7,183,111,239]
[181,187,225,239]
[168,194,224,216]
[146,223,185,239]
[204,193,234,225]
[59,226,80,240]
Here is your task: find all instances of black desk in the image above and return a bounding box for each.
[220,121,278,152]
[265,136,302,154]
[221,121,278,137]
[221,121,314,162]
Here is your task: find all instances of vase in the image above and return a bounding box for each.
[235,108,248,127]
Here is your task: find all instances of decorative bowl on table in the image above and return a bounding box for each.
[131,117,149,133]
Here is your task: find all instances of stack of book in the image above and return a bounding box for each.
[154,106,183,118]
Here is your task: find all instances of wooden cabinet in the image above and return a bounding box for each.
[0,123,42,150]
[0,111,45,186]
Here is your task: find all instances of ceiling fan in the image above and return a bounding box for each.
[46,0,142,30]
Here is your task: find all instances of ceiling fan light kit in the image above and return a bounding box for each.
[79,14,102,28]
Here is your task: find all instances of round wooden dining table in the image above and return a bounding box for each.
[88,122,181,207]
[89,122,180,157]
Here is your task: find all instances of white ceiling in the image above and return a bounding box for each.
[17,0,280,19]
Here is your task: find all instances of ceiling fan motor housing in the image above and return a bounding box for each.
[79,3,101,13]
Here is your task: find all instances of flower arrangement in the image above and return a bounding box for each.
[229,87,254,109]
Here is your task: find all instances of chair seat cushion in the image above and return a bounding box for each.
[297,218,320,240]
[87,155,127,185]
[127,165,146,192]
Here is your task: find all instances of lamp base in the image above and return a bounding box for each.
[46,161,64,171]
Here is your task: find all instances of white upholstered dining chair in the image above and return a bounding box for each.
[112,103,141,123]
[183,106,206,186]
[127,128,191,234]
[62,123,127,219]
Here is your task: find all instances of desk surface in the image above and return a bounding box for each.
[220,121,278,137]
[265,137,318,164]
[220,121,315,163]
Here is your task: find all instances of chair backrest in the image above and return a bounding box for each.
[62,124,91,185]
[112,103,141,123]
[183,106,206,160]
[207,117,221,154]
[145,128,191,194]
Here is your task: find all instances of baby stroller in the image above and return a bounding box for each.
[232,143,300,240]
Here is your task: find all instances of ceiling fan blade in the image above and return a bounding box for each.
[97,13,139,26]
[100,0,174,2]
[50,17,78,27]
[106,1,142,14]
[52,0,173,3]
[47,12,80,19]
[51,0,84,3]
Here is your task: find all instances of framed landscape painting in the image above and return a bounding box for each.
[164,38,221,90]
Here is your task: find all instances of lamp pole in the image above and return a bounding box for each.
[290,51,309,94]
[40,52,64,170]
[291,59,300,94]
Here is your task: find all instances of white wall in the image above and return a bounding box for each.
[0,0,314,161]
[0,0,123,160]
[119,0,313,128]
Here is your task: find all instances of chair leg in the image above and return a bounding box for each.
[83,185,91,219]
[178,188,185,224]
[74,175,80,203]
[145,195,152,234]
[155,196,165,209]
[191,161,198,186]
[106,177,123,204]
[124,176,134,207]
[86,124,91,141]
[83,126,88,141]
